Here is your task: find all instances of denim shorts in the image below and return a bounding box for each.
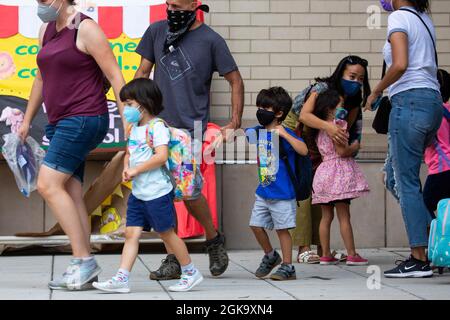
[250,194,297,230]
[44,113,109,183]
[126,191,176,233]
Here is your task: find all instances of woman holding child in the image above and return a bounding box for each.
[284,55,371,264]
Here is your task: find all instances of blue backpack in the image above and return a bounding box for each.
[428,199,450,267]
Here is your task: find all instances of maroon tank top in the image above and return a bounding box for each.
[37,13,107,125]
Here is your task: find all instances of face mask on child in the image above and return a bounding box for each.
[335,107,348,120]
[123,105,142,124]
[256,109,277,126]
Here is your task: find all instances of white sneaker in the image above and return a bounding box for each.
[168,270,203,292]
[92,278,130,294]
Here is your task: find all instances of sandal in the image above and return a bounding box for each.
[297,250,320,264]
[331,250,347,262]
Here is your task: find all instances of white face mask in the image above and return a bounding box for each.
[37,0,63,23]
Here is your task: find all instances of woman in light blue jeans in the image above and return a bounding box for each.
[365,0,443,278]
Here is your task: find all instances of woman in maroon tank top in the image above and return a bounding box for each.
[17,0,126,290]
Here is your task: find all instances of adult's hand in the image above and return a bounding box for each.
[207,120,241,154]
[364,91,382,112]
[326,122,348,146]
[17,121,30,143]
[220,120,241,143]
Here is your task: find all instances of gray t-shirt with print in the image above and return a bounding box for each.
[136,21,238,134]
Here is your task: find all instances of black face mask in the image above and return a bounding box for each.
[164,4,209,53]
[256,109,277,126]
[167,8,196,33]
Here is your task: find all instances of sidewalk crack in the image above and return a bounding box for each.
[137,255,174,300]
[49,255,54,300]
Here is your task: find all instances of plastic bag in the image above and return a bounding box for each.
[2,133,45,197]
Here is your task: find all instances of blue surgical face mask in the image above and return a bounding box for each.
[341,78,362,97]
[37,0,63,23]
[123,105,142,124]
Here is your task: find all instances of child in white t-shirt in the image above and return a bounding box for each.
[93,78,203,293]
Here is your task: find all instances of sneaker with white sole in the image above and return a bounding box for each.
[49,275,98,291]
[168,270,204,292]
[65,258,102,291]
[384,255,433,278]
[49,259,98,291]
[92,278,130,294]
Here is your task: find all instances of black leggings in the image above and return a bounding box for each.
[423,170,450,218]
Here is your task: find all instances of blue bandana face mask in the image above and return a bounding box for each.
[123,105,142,124]
[37,0,62,23]
[341,79,362,97]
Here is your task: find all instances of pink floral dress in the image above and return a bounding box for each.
[312,120,370,205]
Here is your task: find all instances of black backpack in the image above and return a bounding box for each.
[279,140,313,206]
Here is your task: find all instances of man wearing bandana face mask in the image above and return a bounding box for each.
[135,0,244,280]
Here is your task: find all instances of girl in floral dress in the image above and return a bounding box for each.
[311,89,370,266]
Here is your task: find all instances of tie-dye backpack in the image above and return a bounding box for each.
[428,199,450,267]
[144,118,198,201]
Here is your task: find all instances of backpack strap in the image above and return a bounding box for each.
[278,137,301,207]
[145,118,167,149]
[294,84,316,136]
[443,106,450,120]
[144,118,176,187]
[399,8,438,68]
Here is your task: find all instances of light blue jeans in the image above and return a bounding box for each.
[384,88,443,248]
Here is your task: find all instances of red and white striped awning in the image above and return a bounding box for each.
[0,0,204,39]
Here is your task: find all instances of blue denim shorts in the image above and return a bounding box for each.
[44,113,109,183]
[126,192,176,233]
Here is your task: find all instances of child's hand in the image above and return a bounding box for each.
[122,169,130,183]
[274,125,288,138]
[123,168,139,182]
[350,141,361,153]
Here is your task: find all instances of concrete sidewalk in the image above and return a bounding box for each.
[0,249,448,300]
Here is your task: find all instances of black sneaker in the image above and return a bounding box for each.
[384,255,433,278]
[205,232,229,277]
[270,263,296,281]
[149,254,182,280]
[255,251,282,278]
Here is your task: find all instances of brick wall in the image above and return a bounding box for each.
[205,0,450,123]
